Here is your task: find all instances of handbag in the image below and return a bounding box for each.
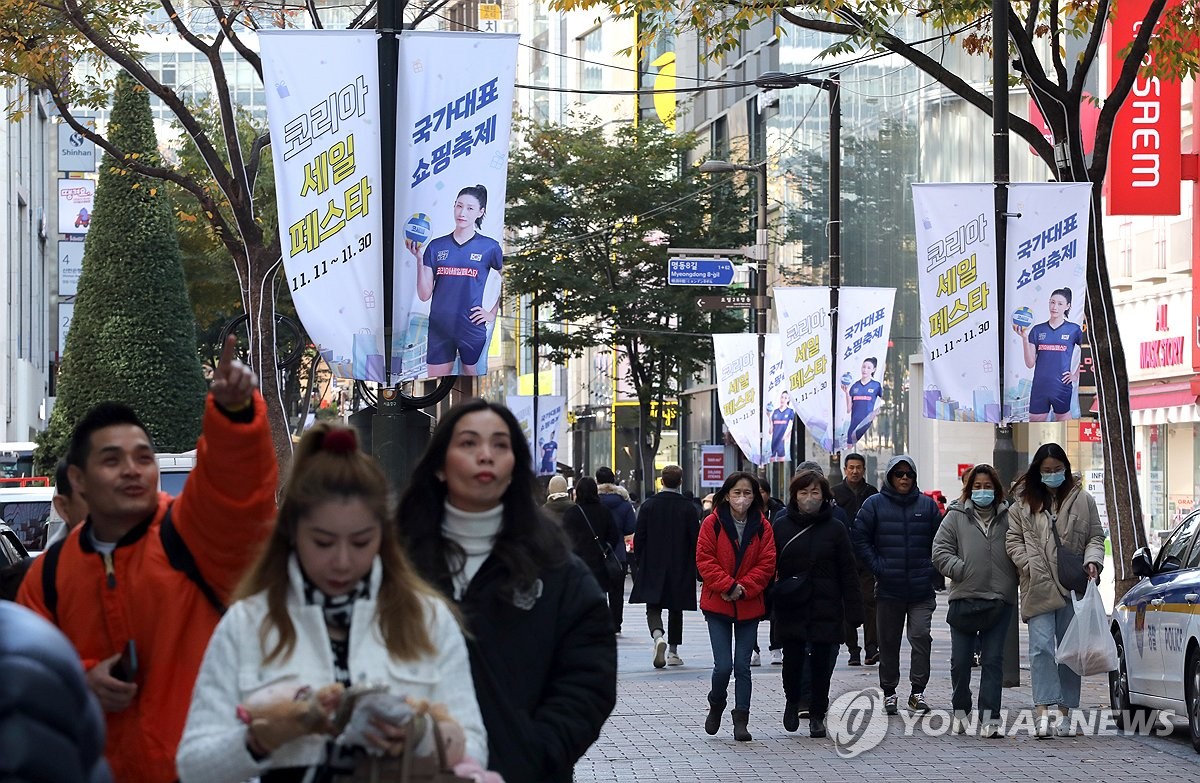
[770,524,813,611]
[1048,509,1090,596]
[578,506,624,588]
[333,715,474,783]
[946,597,1007,633]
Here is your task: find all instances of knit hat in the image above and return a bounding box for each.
[547,475,569,495]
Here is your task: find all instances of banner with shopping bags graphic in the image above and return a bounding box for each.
[912,184,1001,422]
[1003,183,1092,422]
[395,32,519,380]
[260,30,385,381]
[713,333,768,465]
[507,395,567,475]
[835,287,896,449]
[774,287,835,451]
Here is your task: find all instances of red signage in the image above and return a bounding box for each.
[1028,95,1099,156]
[1079,420,1102,443]
[1105,0,1182,216]
[700,447,726,487]
[957,463,973,479]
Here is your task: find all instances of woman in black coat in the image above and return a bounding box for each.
[562,478,623,604]
[772,469,863,738]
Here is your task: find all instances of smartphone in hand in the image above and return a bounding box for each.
[111,640,138,683]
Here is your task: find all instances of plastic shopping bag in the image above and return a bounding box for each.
[1054,580,1119,676]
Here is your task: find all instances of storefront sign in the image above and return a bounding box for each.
[1079,420,1102,442]
[1119,291,1193,381]
[700,445,725,488]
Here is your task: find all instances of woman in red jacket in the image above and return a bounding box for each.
[696,471,776,742]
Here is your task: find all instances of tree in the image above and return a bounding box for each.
[556,0,1200,595]
[505,117,751,484]
[36,70,207,473]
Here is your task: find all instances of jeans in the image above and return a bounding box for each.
[648,605,683,646]
[706,615,759,711]
[949,602,1013,723]
[1028,601,1081,708]
[783,641,838,719]
[876,596,936,695]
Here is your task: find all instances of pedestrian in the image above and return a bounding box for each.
[629,464,701,667]
[397,399,617,782]
[773,469,863,738]
[1005,443,1104,738]
[16,336,278,783]
[755,476,786,667]
[932,463,1018,738]
[596,466,636,633]
[696,471,776,741]
[176,424,486,782]
[1,458,91,600]
[0,601,112,783]
[543,474,573,525]
[832,452,879,667]
[851,455,941,716]
[562,476,624,630]
[682,488,704,520]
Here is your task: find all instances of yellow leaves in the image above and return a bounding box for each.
[149,187,157,197]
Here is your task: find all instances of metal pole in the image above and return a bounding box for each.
[827,75,844,484]
[532,291,540,471]
[756,161,768,477]
[378,0,400,382]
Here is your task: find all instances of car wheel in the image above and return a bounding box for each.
[1187,650,1200,753]
[1110,628,1150,730]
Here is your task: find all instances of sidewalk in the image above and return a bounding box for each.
[574,574,1197,782]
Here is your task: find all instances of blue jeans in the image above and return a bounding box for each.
[706,615,759,711]
[1028,601,1081,708]
[949,602,1013,723]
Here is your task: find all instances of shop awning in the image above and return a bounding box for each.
[1089,381,1199,414]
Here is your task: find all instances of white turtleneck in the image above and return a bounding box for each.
[442,501,504,599]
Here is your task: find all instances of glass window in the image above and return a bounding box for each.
[579,26,602,100]
[1156,511,1200,571]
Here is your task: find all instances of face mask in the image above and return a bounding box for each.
[797,496,823,514]
[1041,470,1066,488]
[970,490,995,507]
[729,497,752,515]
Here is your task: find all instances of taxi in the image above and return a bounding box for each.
[1110,509,1200,752]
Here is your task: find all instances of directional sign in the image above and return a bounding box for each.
[668,257,735,286]
[697,294,752,311]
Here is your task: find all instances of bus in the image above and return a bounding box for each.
[0,442,37,482]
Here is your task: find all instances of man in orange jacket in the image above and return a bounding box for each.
[17,336,278,783]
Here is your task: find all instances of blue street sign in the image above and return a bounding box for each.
[667,257,735,286]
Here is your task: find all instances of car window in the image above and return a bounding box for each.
[0,500,51,551]
[1157,513,1200,572]
[1185,521,1200,570]
[0,528,28,568]
[159,471,191,496]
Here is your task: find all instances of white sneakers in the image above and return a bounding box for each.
[951,717,968,735]
[749,650,761,667]
[666,651,683,666]
[652,636,667,669]
[980,723,1004,739]
[771,649,784,665]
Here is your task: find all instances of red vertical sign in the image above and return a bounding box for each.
[1106,0,1182,215]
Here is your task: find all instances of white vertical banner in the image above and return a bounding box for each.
[260,30,385,381]
[712,333,766,465]
[395,32,519,380]
[58,240,84,297]
[913,184,1000,422]
[1003,183,1092,422]
[506,395,567,475]
[762,334,792,463]
[835,287,896,450]
[774,287,835,451]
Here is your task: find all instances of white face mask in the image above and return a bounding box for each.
[729,496,753,515]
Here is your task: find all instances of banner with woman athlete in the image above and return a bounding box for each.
[835,287,896,450]
[774,287,835,452]
[1003,183,1092,422]
[394,32,519,380]
[506,395,567,475]
[712,333,784,466]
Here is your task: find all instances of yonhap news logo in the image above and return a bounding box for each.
[828,686,1176,756]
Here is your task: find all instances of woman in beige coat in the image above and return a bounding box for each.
[1005,443,1105,739]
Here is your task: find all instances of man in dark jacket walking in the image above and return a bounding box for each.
[630,464,701,668]
[831,452,879,666]
[851,454,941,716]
[596,466,637,633]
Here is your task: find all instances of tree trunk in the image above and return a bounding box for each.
[246,247,293,477]
[1083,184,1148,598]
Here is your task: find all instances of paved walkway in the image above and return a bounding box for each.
[574,574,1197,782]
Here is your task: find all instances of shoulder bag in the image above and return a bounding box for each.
[578,506,625,588]
[769,524,814,611]
[1048,500,1090,596]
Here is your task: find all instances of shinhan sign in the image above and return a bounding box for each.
[57,122,96,173]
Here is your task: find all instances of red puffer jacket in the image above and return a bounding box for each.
[696,508,776,621]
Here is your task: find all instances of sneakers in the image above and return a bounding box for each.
[797,702,810,719]
[972,652,982,667]
[749,650,761,667]
[1055,716,1078,737]
[907,692,930,714]
[951,716,967,735]
[884,694,898,715]
[770,649,784,665]
[652,636,667,669]
[980,723,1004,739]
[1035,715,1053,739]
[666,651,684,666]
[848,650,862,666]
[864,653,880,666]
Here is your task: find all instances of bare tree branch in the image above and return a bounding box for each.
[1072,0,1112,97]
[245,130,270,188]
[1048,0,1068,86]
[777,9,858,36]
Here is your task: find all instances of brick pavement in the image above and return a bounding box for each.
[573,575,1199,782]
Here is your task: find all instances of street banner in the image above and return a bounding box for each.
[835,287,896,449]
[762,334,792,463]
[395,31,519,380]
[913,184,1000,422]
[1003,182,1092,422]
[506,395,566,475]
[58,178,95,235]
[260,30,385,381]
[774,287,835,451]
[712,333,766,465]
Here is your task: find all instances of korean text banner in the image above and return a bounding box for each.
[506,395,566,475]
[836,287,896,450]
[1003,183,1092,423]
[762,334,792,463]
[260,31,385,381]
[712,333,765,465]
[912,184,1000,423]
[395,32,519,381]
[774,287,835,451]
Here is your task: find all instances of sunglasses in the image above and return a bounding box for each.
[892,471,916,479]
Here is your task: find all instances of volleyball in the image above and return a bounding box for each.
[405,212,432,244]
[1012,306,1034,329]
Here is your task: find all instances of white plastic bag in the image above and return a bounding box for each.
[1054,580,1119,676]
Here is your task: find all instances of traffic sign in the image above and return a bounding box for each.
[668,257,735,286]
[696,294,752,311]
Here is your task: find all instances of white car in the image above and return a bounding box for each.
[1110,509,1200,752]
[0,486,55,553]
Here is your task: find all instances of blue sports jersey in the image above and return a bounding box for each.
[848,380,883,437]
[770,407,794,452]
[424,232,503,324]
[540,441,558,473]
[1029,320,1083,398]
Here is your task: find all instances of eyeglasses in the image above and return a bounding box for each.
[892,471,916,479]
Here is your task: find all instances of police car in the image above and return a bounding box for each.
[1110,509,1200,752]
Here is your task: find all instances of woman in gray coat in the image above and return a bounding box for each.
[932,464,1017,739]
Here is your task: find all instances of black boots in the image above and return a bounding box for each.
[783,700,800,732]
[810,717,827,738]
[704,697,726,735]
[731,709,753,741]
